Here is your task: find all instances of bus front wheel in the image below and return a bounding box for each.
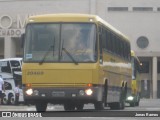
[35,102,47,112]
[94,83,108,110]
[94,101,105,110]
[64,103,75,111]
[110,88,125,110]
[75,103,84,111]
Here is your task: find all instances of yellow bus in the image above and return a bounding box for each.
[126,50,141,107]
[22,14,132,111]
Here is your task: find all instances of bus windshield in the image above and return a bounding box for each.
[24,23,97,63]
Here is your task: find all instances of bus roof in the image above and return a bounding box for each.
[0,58,22,61]
[28,13,130,42]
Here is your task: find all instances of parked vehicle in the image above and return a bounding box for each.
[0,58,24,105]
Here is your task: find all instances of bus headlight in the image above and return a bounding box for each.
[26,88,33,96]
[85,89,93,96]
[127,96,134,101]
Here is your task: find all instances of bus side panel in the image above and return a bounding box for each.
[103,51,132,103]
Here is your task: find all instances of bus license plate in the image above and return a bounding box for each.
[52,91,65,97]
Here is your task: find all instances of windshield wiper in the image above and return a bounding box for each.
[39,45,54,65]
[39,37,55,65]
[60,38,78,65]
[62,48,78,65]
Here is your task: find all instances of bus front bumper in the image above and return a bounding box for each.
[24,87,103,104]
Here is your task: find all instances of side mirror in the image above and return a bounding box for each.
[21,33,25,48]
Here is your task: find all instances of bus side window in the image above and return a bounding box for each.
[110,33,116,54]
[106,31,110,51]
[102,29,107,50]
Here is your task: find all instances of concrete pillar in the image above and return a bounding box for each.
[0,38,4,58]
[4,37,16,58]
[152,56,157,99]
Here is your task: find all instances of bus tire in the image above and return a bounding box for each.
[130,102,135,107]
[110,101,125,110]
[76,103,84,111]
[135,101,139,106]
[64,103,75,111]
[35,102,47,112]
[94,101,105,110]
[110,88,125,110]
[94,83,108,110]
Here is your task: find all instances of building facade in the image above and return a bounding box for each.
[0,0,160,98]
